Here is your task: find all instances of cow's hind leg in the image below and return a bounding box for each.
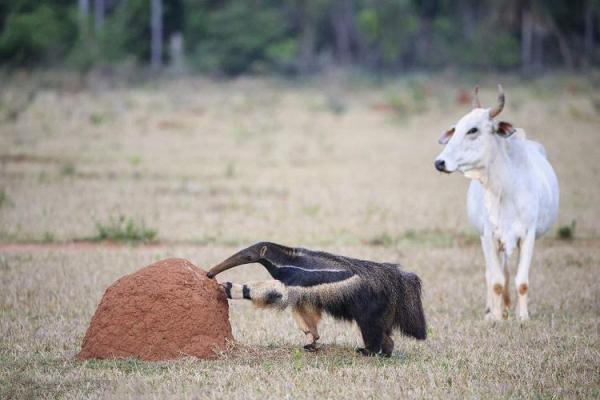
[502,260,511,319]
[515,230,536,321]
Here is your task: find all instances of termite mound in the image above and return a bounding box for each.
[77,258,232,361]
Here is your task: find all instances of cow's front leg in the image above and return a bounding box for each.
[516,229,536,321]
[481,233,505,321]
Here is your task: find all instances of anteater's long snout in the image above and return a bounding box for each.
[207,257,244,278]
[206,246,259,278]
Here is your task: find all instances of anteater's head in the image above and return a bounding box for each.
[207,242,292,278]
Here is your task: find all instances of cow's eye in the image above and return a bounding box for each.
[467,127,478,134]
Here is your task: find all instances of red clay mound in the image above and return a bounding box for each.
[77,258,233,361]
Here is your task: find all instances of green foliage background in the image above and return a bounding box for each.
[0,0,596,74]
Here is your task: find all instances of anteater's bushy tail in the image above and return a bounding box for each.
[394,272,427,340]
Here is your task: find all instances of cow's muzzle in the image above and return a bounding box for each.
[435,159,450,173]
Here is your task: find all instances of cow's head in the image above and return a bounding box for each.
[434,85,515,177]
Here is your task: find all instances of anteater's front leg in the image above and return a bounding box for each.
[221,280,288,308]
[292,304,322,352]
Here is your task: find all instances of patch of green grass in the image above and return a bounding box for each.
[60,162,76,177]
[0,189,10,207]
[93,216,157,243]
[42,231,55,243]
[325,94,347,115]
[384,83,428,119]
[367,232,397,247]
[89,112,104,125]
[38,171,49,183]
[0,255,9,272]
[302,204,320,217]
[130,155,142,166]
[225,162,236,178]
[368,230,474,248]
[557,220,576,240]
[83,358,171,375]
[385,92,410,117]
[591,97,600,114]
[402,229,454,247]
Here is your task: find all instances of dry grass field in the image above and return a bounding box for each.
[1,71,599,399]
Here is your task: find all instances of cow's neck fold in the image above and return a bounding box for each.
[477,137,515,237]
[480,137,513,196]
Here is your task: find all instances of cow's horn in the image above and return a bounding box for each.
[489,84,505,118]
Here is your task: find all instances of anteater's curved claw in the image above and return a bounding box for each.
[356,348,377,357]
[303,343,318,352]
[220,282,232,298]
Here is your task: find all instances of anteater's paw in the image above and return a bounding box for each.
[220,282,233,298]
[303,343,319,352]
[356,348,376,357]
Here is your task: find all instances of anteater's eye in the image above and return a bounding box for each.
[467,127,478,134]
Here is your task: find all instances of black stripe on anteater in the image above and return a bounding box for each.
[223,282,232,299]
[242,285,251,299]
[264,290,282,305]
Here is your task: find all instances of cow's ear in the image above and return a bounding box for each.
[438,126,455,144]
[495,121,516,138]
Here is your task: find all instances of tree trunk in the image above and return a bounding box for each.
[331,0,353,64]
[297,0,317,73]
[553,26,574,69]
[521,8,534,73]
[458,0,476,40]
[415,0,436,66]
[94,0,105,33]
[151,0,163,69]
[78,0,89,30]
[540,5,574,70]
[584,0,596,64]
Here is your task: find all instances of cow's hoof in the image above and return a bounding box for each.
[484,312,502,322]
[518,314,530,322]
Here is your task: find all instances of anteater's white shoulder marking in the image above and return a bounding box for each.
[278,264,350,273]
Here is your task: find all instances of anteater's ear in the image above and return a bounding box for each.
[495,121,516,138]
[438,126,455,144]
[260,245,268,257]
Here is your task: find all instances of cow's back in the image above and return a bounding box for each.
[524,139,559,236]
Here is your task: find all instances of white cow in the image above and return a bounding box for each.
[434,85,559,321]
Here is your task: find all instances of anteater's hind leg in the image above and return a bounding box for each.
[292,304,322,352]
[356,318,384,357]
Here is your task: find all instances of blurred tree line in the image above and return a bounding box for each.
[0,0,598,75]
